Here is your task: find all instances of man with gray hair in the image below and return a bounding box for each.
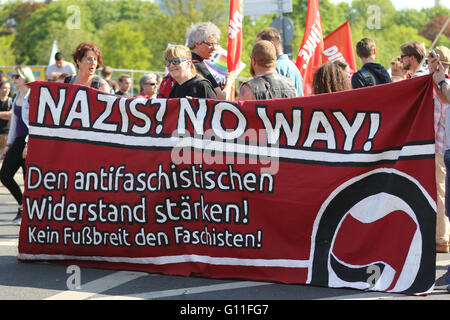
[186,22,235,100]
[136,72,158,99]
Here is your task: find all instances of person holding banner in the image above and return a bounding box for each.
[64,42,111,93]
[429,46,450,254]
[237,40,297,100]
[256,27,304,96]
[0,66,34,225]
[430,46,450,289]
[186,22,235,100]
[163,45,217,99]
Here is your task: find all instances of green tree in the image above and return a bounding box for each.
[145,0,229,72]
[99,21,152,70]
[0,32,15,66]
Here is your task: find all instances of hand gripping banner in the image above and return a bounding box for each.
[18,76,437,294]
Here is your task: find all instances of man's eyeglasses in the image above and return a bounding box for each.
[164,57,189,67]
[143,82,157,86]
[400,54,410,59]
[202,41,218,49]
[11,74,20,80]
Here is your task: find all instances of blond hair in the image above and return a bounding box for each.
[163,45,196,75]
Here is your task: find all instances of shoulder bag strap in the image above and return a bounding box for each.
[258,75,274,99]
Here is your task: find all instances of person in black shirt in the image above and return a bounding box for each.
[115,74,132,98]
[163,45,216,99]
[0,80,12,151]
[351,38,391,89]
[186,22,235,100]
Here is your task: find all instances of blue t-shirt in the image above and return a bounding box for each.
[276,54,304,97]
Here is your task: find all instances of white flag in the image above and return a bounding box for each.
[48,40,59,66]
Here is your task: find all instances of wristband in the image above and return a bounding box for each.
[437,80,446,92]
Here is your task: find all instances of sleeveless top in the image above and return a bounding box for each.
[13,103,28,138]
[244,73,298,100]
[64,75,101,89]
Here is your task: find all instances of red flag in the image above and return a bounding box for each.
[322,21,357,74]
[227,0,243,73]
[295,0,324,96]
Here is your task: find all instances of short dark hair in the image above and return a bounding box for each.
[55,52,64,61]
[400,40,425,63]
[101,66,113,78]
[356,38,376,59]
[118,74,131,82]
[256,27,282,48]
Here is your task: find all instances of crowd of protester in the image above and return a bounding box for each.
[0,21,449,290]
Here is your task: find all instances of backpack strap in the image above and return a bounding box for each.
[63,75,101,89]
[91,75,101,89]
[7,97,12,110]
[258,75,274,99]
[64,75,74,83]
[359,67,377,87]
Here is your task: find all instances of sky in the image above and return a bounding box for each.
[330,0,449,11]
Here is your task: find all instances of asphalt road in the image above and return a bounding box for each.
[0,166,449,306]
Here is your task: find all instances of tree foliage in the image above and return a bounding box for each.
[0,0,448,77]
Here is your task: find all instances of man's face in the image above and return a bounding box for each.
[194,35,218,60]
[55,59,64,68]
[119,78,132,92]
[400,53,412,71]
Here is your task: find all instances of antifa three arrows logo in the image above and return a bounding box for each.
[309,168,436,294]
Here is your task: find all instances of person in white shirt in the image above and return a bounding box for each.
[45,52,76,81]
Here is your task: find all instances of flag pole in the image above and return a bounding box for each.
[428,16,450,52]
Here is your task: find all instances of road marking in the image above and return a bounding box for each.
[0,240,18,246]
[44,271,148,300]
[436,259,450,266]
[92,280,273,300]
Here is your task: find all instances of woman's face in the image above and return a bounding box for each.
[77,50,98,75]
[11,72,25,88]
[142,76,158,96]
[167,57,191,80]
[0,82,11,97]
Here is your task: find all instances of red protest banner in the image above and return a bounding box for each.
[19,76,436,294]
[322,21,357,74]
[295,0,324,96]
[227,0,243,74]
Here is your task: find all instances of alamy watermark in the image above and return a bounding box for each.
[66,5,81,30]
[366,5,381,30]
[66,265,81,290]
[170,128,281,175]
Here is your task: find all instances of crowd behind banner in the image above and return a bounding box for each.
[0,20,449,291]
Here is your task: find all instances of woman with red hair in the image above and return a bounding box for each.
[64,42,110,93]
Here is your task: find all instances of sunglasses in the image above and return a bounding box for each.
[400,54,410,59]
[164,58,189,67]
[144,82,157,86]
[11,74,21,80]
